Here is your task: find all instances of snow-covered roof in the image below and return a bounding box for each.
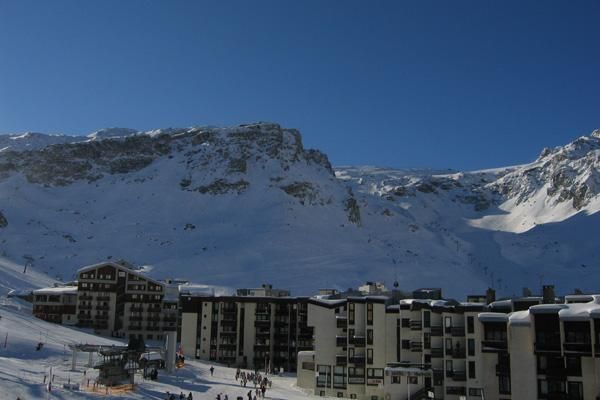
[33,286,78,295]
[508,310,532,326]
[529,304,569,314]
[77,261,163,286]
[478,312,508,323]
[178,283,236,297]
[399,298,448,307]
[558,295,600,321]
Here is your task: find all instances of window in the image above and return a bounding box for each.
[367,303,373,325]
[367,349,373,365]
[424,311,430,328]
[402,318,410,328]
[391,375,401,384]
[402,340,410,349]
[568,381,583,400]
[366,368,383,385]
[468,339,475,356]
[468,361,476,379]
[408,376,418,384]
[566,356,581,376]
[349,303,355,325]
[469,388,482,396]
[446,360,453,372]
[367,329,373,345]
[467,316,474,334]
[424,332,431,349]
[499,374,511,395]
[337,393,344,398]
[333,366,346,388]
[317,365,331,388]
[444,316,452,328]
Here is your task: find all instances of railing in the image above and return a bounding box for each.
[163,316,177,323]
[451,326,465,337]
[535,341,561,352]
[336,355,347,365]
[336,336,347,347]
[496,363,510,376]
[95,305,110,311]
[350,336,365,347]
[349,355,365,366]
[410,341,423,352]
[336,316,347,328]
[94,314,109,320]
[96,296,110,301]
[482,340,508,351]
[79,295,93,300]
[128,325,142,330]
[145,326,161,331]
[410,320,422,330]
[79,304,92,310]
[451,348,466,359]
[563,342,592,353]
[446,370,466,381]
[254,320,271,328]
[431,348,443,358]
[430,326,443,336]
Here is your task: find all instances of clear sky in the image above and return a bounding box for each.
[1,1,599,170]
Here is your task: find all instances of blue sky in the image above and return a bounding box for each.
[1,1,598,170]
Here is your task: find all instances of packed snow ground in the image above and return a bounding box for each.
[0,296,326,400]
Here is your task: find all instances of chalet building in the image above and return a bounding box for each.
[297,296,399,399]
[179,284,313,372]
[32,285,78,325]
[76,261,178,340]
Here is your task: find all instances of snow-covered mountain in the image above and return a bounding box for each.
[1,123,599,298]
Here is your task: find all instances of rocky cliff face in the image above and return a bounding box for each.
[1,124,599,297]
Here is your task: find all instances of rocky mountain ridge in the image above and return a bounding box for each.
[0,123,599,297]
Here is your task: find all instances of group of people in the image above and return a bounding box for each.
[235,368,271,399]
[165,391,193,400]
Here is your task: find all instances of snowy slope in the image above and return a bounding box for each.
[1,123,599,298]
[0,296,322,399]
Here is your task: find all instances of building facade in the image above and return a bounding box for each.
[297,296,399,399]
[76,261,178,340]
[179,285,313,372]
[32,286,78,325]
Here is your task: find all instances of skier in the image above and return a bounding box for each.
[210,366,215,376]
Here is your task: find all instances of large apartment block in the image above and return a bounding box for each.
[179,284,313,372]
[32,285,78,325]
[298,286,600,400]
[76,261,179,340]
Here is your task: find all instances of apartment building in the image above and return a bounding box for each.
[382,298,487,400]
[179,284,313,372]
[297,296,399,399]
[76,261,178,340]
[477,293,600,400]
[32,285,78,325]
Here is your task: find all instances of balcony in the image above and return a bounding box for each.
[220,319,237,328]
[336,336,347,347]
[430,326,443,336]
[410,320,422,331]
[163,316,177,323]
[221,330,237,336]
[451,348,466,359]
[94,314,109,320]
[336,316,348,328]
[446,370,466,381]
[145,325,161,331]
[535,341,561,352]
[451,326,465,337]
[349,355,365,366]
[254,320,271,328]
[336,354,347,365]
[128,325,142,331]
[130,305,144,312]
[496,363,510,376]
[410,341,423,352]
[79,304,92,310]
[544,366,567,379]
[350,336,365,347]
[79,295,93,301]
[96,296,110,301]
[563,342,592,354]
[481,340,508,351]
[431,348,443,358]
[220,343,236,350]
